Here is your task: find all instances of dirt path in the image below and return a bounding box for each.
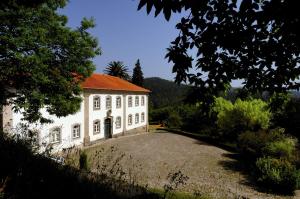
[85,131,296,199]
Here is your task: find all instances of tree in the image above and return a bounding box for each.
[104,61,130,80]
[137,0,300,104]
[132,59,144,86]
[0,0,101,123]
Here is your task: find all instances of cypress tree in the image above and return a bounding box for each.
[132,59,144,87]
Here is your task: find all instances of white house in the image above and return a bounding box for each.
[1,73,150,151]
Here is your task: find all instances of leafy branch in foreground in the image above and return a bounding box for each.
[138,0,300,104]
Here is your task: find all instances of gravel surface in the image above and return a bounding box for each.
[85,131,297,199]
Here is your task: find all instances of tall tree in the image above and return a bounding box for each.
[104,61,130,80]
[132,59,144,86]
[0,0,101,123]
[137,0,300,104]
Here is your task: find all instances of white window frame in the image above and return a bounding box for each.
[135,96,139,106]
[106,95,112,109]
[128,96,132,107]
[141,112,145,122]
[135,113,139,124]
[93,96,101,110]
[116,96,121,109]
[72,124,81,139]
[116,116,121,129]
[128,114,132,126]
[49,127,61,144]
[141,96,145,106]
[93,120,101,135]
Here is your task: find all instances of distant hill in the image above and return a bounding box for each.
[143,77,190,109]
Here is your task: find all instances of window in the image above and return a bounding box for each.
[116,116,121,129]
[93,120,100,135]
[72,124,80,139]
[141,96,145,106]
[116,96,121,108]
[135,113,139,124]
[49,127,61,143]
[141,112,145,122]
[128,96,132,107]
[93,96,101,110]
[106,96,111,109]
[128,114,132,126]
[135,96,139,106]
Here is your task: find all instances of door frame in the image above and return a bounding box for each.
[104,117,113,139]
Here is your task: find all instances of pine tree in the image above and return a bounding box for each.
[132,59,144,87]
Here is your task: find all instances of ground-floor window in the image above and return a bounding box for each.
[116,116,121,129]
[128,114,132,126]
[49,127,61,143]
[72,124,81,139]
[135,113,139,124]
[93,120,101,134]
[141,112,145,122]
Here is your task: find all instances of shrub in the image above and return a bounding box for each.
[263,137,297,160]
[255,157,299,194]
[238,128,286,158]
[213,97,271,140]
[79,151,89,171]
[165,111,182,129]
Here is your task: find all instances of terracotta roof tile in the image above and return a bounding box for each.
[81,73,150,93]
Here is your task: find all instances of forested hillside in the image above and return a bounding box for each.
[144,77,190,109]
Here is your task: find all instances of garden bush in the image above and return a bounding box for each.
[238,128,286,159]
[165,111,182,129]
[255,157,299,194]
[263,137,297,160]
[213,97,271,140]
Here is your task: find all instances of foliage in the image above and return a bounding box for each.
[165,111,182,129]
[104,61,130,80]
[79,151,89,171]
[144,77,189,109]
[0,0,100,123]
[267,93,300,139]
[255,157,299,194]
[0,130,166,199]
[263,138,297,160]
[132,59,144,87]
[213,97,271,140]
[138,0,300,105]
[238,128,286,159]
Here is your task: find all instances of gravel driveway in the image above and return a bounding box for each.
[85,131,295,199]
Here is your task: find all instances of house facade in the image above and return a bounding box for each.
[2,74,150,151]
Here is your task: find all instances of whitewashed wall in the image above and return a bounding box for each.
[12,101,85,152]
[11,91,148,152]
[125,95,147,131]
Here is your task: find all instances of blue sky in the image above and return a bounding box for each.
[60,0,187,80]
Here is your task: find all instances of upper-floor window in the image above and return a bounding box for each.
[116,96,121,109]
[106,96,111,109]
[93,96,100,110]
[135,96,139,106]
[128,114,132,126]
[93,120,101,135]
[135,113,139,124]
[128,96,132,107]
[141,112,145,122]
[141,96,145,106]
[72,124,81,139]
[116,116,121,129]
[49,127,61,143]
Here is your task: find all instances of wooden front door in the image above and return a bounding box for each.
[104,118,112,138]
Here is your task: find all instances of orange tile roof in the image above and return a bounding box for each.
[81,73,150,93]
